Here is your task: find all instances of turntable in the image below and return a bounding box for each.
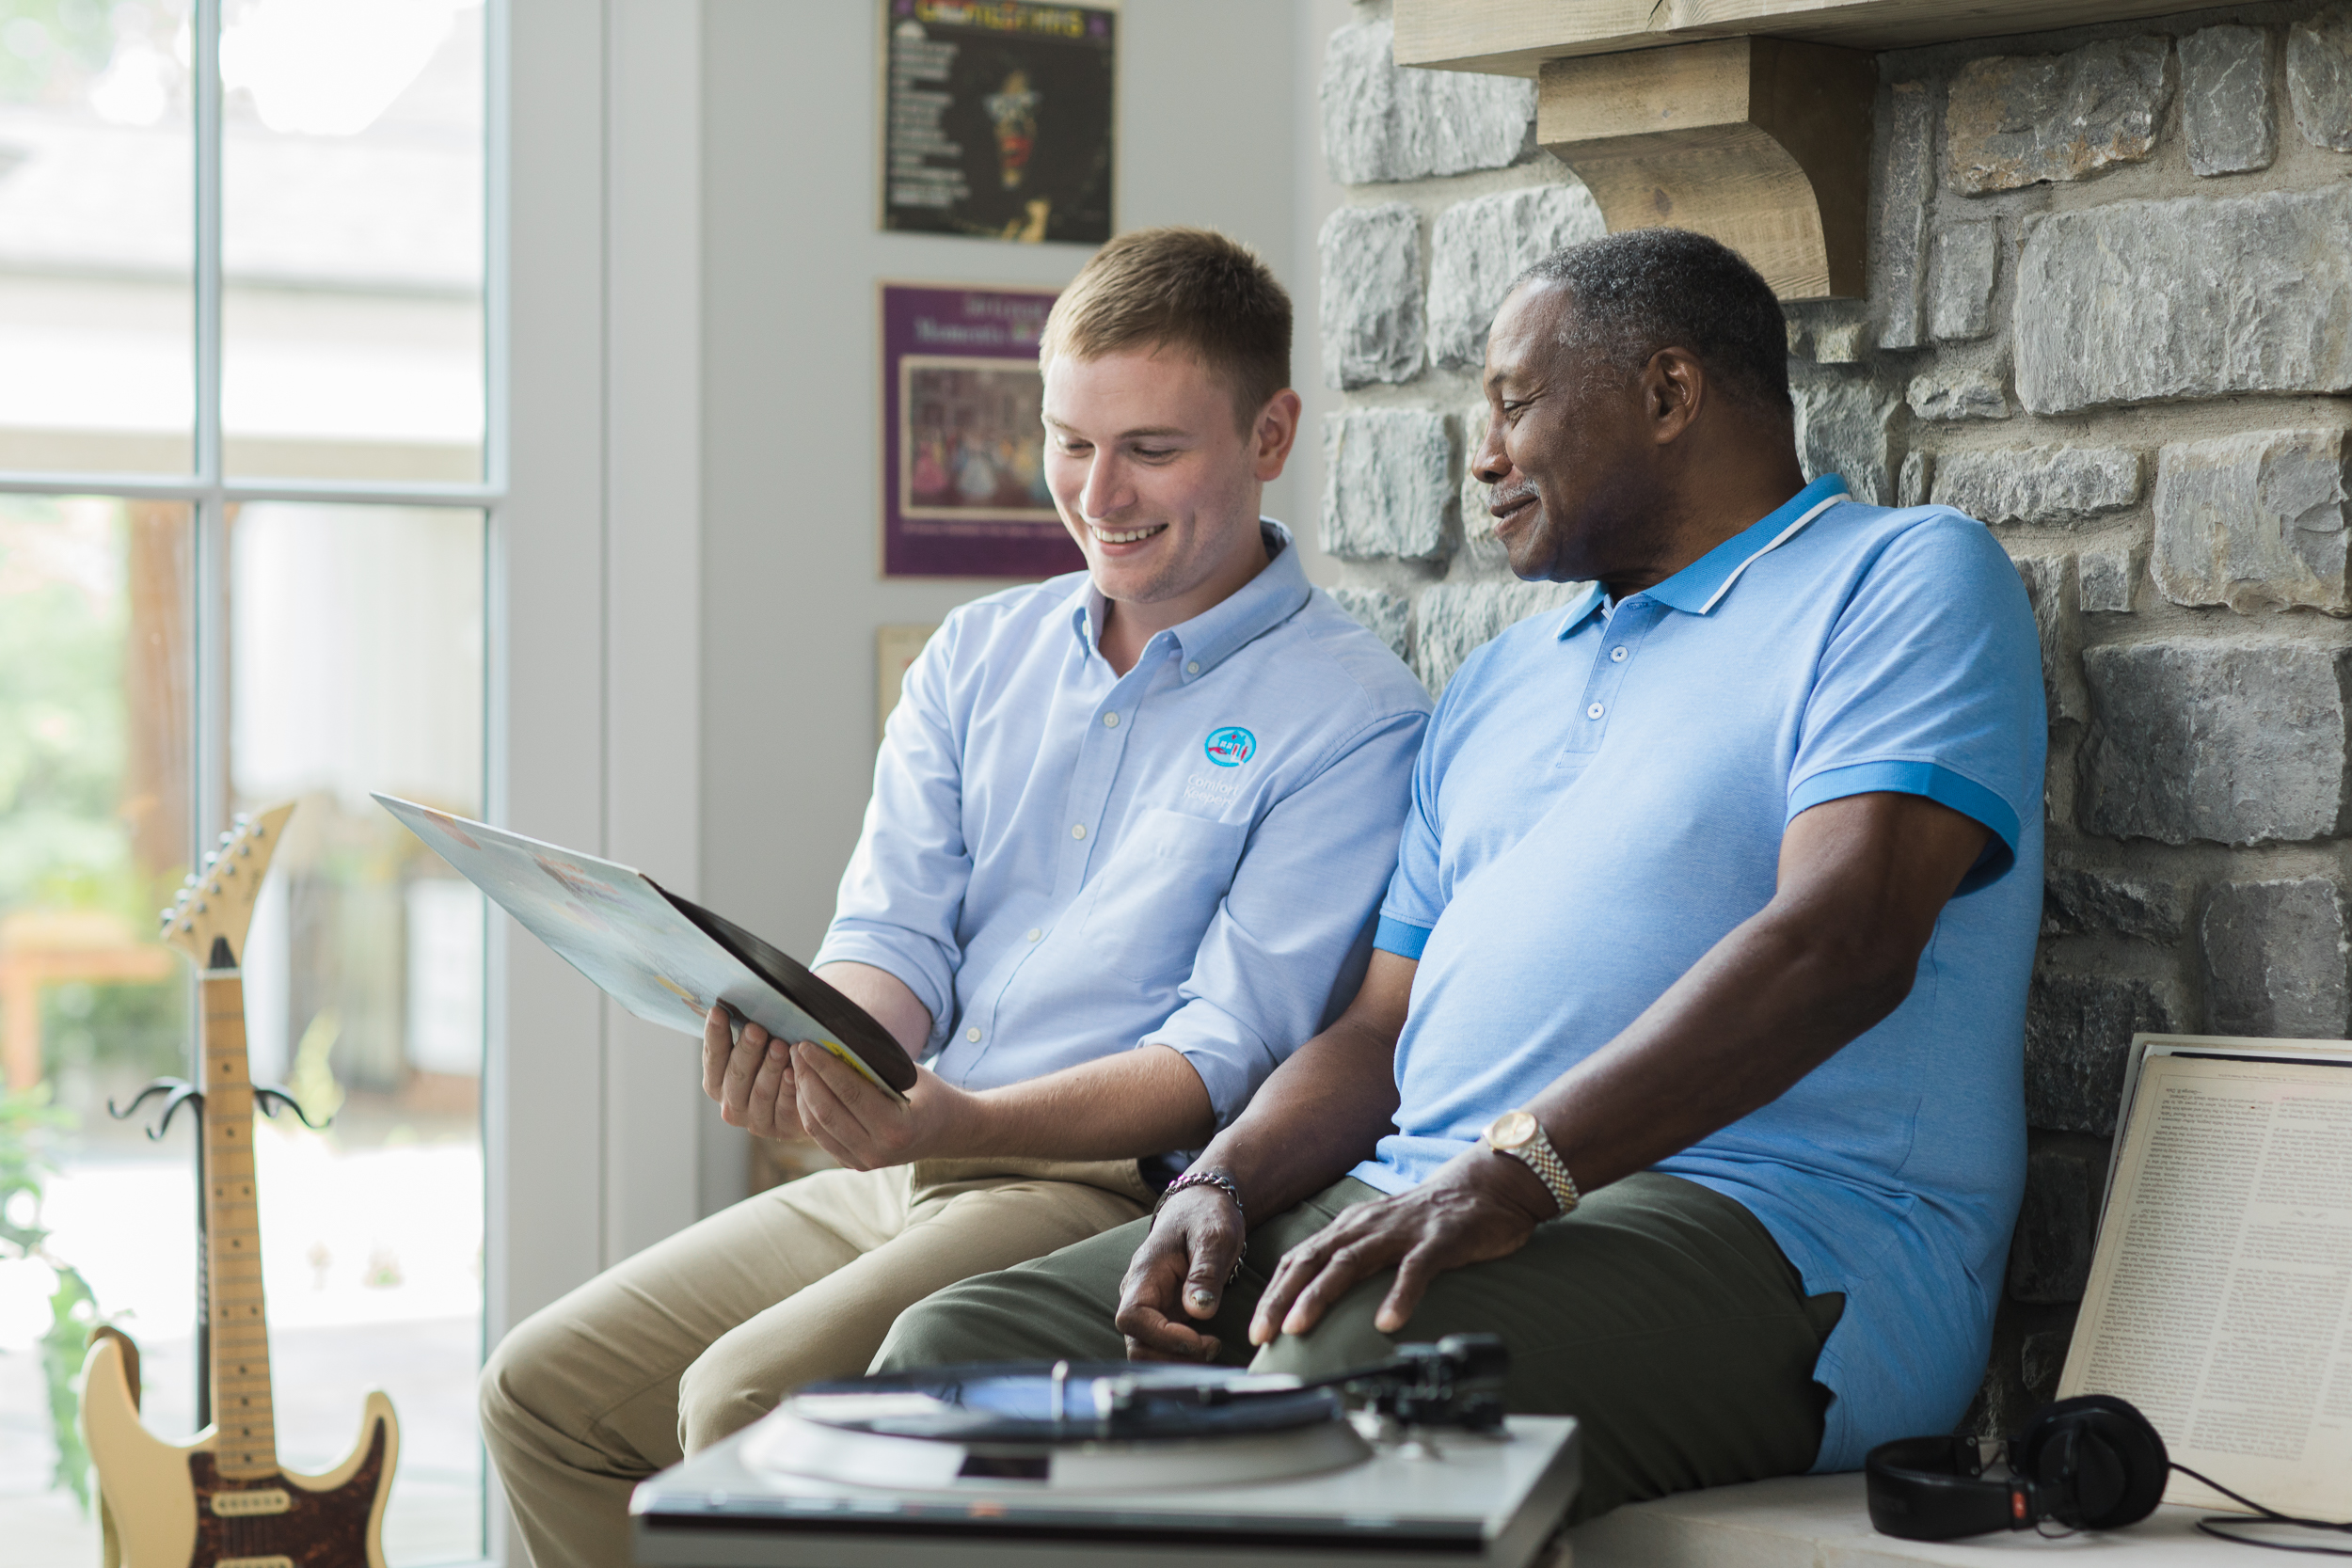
[631,1335,1581,1567]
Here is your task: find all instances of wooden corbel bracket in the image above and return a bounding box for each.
[1535,37,1875,302]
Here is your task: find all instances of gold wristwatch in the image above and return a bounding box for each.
[1480,1109,1580,1216]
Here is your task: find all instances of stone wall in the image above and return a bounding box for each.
[1314,0,2352,1437]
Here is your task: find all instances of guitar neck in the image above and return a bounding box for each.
[199,971,278,1478]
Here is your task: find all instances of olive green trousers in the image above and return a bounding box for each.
[874,1170,1845,1523]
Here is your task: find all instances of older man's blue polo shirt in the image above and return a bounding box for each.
[816,523,1432,1130]
[1361,476,2045,1471]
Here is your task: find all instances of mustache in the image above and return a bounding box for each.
[1487,481,1538,516]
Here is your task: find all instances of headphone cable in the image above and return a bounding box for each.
[2171,1464,2352,1558]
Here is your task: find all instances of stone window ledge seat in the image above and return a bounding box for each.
[1567,1472,2280,1566]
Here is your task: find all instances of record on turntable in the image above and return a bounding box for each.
[632,1336,1581,1568]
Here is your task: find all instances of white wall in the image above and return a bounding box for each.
[697,0,1331,1060]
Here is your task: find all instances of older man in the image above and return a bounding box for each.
[876,229,2047,1522]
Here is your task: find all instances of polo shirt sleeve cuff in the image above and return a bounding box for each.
[1787,760,2023,875]
[1374,914,1433,960]
[810,925,958,1056]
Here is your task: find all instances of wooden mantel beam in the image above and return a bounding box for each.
[1537,37,1875,301]
[1397,0,2231,76]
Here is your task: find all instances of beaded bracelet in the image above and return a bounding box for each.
[1155,1167,1244,1219]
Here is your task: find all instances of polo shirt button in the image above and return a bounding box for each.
[1587,702,1605,720]
[1026,928,1041,942]
[1103,712,1120,727]
[1072,823,1087,839]
[1610,646,1628,662]
[1185,660,1200,675]
[966,1026,981,1042]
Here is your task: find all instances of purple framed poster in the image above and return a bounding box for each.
[881,281,1083,579]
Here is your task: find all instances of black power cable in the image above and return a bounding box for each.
[2172,1464,2352,1559]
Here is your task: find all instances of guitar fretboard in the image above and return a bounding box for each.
[200,973,278,1479]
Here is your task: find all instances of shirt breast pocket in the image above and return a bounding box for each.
[1082,807,1251,985]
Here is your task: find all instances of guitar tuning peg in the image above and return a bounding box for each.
[158,909,175,927]
[205,880,222,895]
[232,812,251,827]
[251,822,266,840]
[239,843,253,857]
[202,851,218,869]
[220,862,237,878]
[182,871,199,887]
[194,901,208,914]
[217,830,236,847]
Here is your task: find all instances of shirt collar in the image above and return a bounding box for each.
[1066,520,1311,676]
[1556,474,1850,638]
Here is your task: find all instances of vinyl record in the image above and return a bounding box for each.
[788,1362,1343,1445]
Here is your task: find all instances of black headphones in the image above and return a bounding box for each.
[1866,1394,2171,1541]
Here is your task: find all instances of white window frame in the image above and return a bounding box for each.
[0,1,714,1560]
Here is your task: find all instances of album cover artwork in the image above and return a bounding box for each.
[882,0,1116,245]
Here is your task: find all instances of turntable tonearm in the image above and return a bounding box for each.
[631,1335,1580,1568]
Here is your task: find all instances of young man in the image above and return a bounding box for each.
[876,230,2047,1522]
[478,227,1432,1566]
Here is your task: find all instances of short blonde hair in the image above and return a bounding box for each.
[1040,226,1292,432]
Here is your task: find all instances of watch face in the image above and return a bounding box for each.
[1488,1110,1537,1150]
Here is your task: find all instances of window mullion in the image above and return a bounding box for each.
[194,0,223,493]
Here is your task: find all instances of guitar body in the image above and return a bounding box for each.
[82,1334,400,1568]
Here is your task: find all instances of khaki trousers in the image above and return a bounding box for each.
[477,1157,1152,1568]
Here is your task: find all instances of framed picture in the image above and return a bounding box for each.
[880,281,1083,578]
[880,0,1117,245]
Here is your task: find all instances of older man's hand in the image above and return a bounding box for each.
[1115,1184,1247,1362]
[1249,1146,1556,1345]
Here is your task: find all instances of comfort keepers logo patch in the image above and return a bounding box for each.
[1203,726,1256,767]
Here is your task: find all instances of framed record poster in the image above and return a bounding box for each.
[882,0,1117,245]
[881,281,1084,578]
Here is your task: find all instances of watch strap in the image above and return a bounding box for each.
[1490,1117,1580,1216]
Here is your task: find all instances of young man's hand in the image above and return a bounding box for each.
[703,1006,803,1140]
[1115,1184,1247,1362]
[1248,1146,1553,1344]
[790,1039,980,1170]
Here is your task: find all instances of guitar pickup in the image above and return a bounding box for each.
[210,1488,292,1516]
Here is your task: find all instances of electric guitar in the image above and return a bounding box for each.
[80,802,401,1568]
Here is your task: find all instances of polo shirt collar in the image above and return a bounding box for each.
[1556,474,1850,637]
[1069,520,1311,676]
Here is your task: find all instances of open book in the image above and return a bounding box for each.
[374,794,915,1102]
[2058,1033,2352,1517]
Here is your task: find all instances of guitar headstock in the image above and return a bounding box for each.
[160,801,298,972]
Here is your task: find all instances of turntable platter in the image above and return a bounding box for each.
[753,1362,1369,1492]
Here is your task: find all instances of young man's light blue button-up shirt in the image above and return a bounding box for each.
[1364,476,2046,1472]
[815,523,1432,1132]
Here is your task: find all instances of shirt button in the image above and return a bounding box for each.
[1026,928,1041,942]
[1103,712,1120,728]
[1610,646,1629,662]
[1072,823,1087,839]
[1587,702,1605,720]
[1185,660,1200,675]
[965,1026,981,1042]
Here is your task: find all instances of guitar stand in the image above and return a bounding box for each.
[109,1075,331,1429]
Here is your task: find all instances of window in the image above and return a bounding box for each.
[0,3,498,1563]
